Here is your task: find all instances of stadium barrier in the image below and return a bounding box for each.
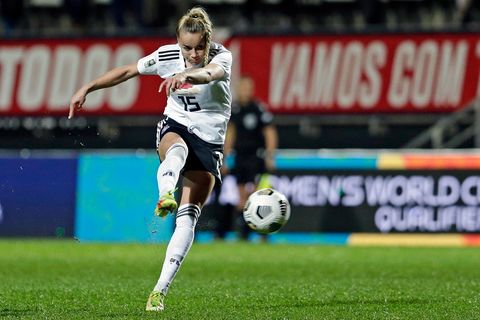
[1,150,480,245]
[0,153,77,237]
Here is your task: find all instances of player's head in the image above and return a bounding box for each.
[236,75,255,105]
[176,7,213,67]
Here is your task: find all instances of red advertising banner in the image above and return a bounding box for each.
[0,37,174,116]
[1,33,480,116]
[228,33,480,114]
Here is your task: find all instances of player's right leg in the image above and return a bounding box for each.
[154,189,178,218]
[155,132,188,217]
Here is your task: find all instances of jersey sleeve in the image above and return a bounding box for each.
[137,50,158,75]
[137,44,183,78]
[209,47,232,79]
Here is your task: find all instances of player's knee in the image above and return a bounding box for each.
[167,143,188,161]
[175,204,201,229]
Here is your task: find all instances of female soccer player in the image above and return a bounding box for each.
[68,7,232,312]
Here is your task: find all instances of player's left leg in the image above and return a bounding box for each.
[147,170,215,311]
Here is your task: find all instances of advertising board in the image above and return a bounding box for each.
[75,153,174,242]
[205,171,480,233]
[2,32,479,115]
[0,156,77,237]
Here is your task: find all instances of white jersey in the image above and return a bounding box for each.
[137,42,232,145]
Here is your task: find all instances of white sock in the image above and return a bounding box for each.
[154,204,201,294]
[157,143,188,197]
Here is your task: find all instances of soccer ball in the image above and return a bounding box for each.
[243,188,291,234]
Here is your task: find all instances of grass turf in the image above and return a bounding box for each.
[0,240,479,319]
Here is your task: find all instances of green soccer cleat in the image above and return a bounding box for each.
[257,173,273,190]
[146,290,165,312]
[154,190,178,218]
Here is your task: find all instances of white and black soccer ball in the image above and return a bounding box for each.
[243,188,291,234]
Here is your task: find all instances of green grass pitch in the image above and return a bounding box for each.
[0,240,479,319]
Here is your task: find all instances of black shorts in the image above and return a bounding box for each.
[156,117,224,184]
[233,154,266,184]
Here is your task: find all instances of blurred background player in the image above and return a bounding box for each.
[220,75,278,241]
[68,6,232,312]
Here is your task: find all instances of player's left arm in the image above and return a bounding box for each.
[159,63,225,95]
[185,63,225,84]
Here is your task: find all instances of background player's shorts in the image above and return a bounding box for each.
[233,154,266,184]
[156,117,224,184]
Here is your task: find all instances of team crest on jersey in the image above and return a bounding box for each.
[144,59,156,68]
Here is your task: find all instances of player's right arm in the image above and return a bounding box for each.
[68,63,139,119]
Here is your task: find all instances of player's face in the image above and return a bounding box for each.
[178,31,206,66]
